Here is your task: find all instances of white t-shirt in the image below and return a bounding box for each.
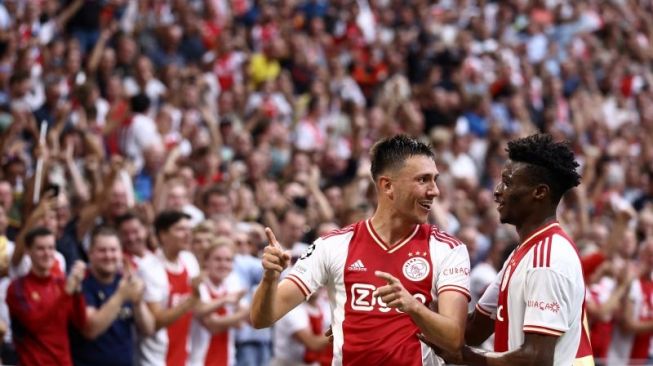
[285,220,471,366]
[273,303,313,365]
[122,113,162,171]
[476,222,593,365]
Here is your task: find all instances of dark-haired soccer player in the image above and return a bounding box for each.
[251,135,471,365]
[458,134,593,365]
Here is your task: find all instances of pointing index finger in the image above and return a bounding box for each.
[375,270,399,285]
[265,227,282,249]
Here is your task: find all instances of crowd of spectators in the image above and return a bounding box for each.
[0,0,653,365]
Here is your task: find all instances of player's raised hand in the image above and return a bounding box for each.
[373,271,419,313]
[262,227,291,280]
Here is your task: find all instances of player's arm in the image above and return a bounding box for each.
[464,261,573,366]
[461,333,557,366]
[251,228,305,328]
[466,307,496,346]
[374,271,468,352]
[466,277,501,346]
[414,287,468,351]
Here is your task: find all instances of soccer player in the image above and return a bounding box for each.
[459,134,593,365]
[251,134,471,365]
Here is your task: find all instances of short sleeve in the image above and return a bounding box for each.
[522,268,574,336]
[81,277,99,308]
[180,251,201,278]
[435,245,471,301]
[285,238,330,299]
[476,273,501,319]
[138,258,168,304]
[198,282,211,303]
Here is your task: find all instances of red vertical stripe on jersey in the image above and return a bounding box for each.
[166,268,193,366]
[545,238,552,267]
[539,240,546,267]
[204,307,229,366]
[629,277,653,360]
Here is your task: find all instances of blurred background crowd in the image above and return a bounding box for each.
[0,0,653,365]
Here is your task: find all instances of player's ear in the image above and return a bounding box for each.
[378,175,394,198]
[532,183,549,201]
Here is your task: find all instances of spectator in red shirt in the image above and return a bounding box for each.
[6,227,87,366]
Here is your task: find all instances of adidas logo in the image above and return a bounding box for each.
[348,259,367,271]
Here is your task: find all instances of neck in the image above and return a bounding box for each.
[128,246,146,258]
[91,268,116,284]
[515,211,557,244]
[208,275,223,287]
[370,208,417,247]
[163,246,180,262]
[31,267,50,278]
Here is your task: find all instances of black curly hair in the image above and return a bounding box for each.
[370,134,435,181]
[507,134,581,203]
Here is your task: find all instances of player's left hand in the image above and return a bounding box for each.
[417,333,463,364]
[374,271,419,314]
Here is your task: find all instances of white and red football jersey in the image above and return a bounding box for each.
[189,274,244,366]
[606,274,653,365]
[587,276,616,359]
[476,222,593,366]
[213,51,246,91]
[138,250,200,366]
[285,220,471,366]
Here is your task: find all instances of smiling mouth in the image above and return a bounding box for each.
[418,201,432,211]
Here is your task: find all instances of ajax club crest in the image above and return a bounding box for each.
[402,253,430,281]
